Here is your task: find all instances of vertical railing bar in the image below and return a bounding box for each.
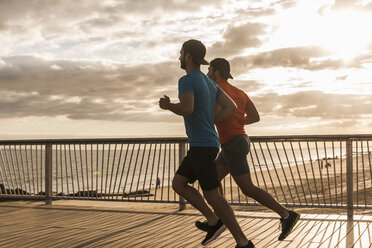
[134,143,147,201]
[252,142,269,192]
[273,142,293,205]
[36,145,44,196]
[9,145,23,195]
[84,144,90,199]
[78,144,85,197]
[147,143,157,201]
[346,139,353,220]
[104,143,111,198]
[4,145,17,193]
[281,142,301,205]
[91,143,95,199]
[95,143,99,200]
[73,144,80,198]
[154,144,163,201]
[59,144,63,198]
[307,141,320,205]
[8,145,21,195]
[355,141,359,207]
[112,143,124,200]
[45,143,52,204]
[290,141,307,206]
[63,144,70,197]
[19,144,31,194]
[173,143,177,202]
[323,141,332,206]
[0,146,11,195]
[161,143,167,201]
[24,145,32,195]
[90,143,93,199]
[100,144,105,199]
[68,144,75,199]
[41,145,44,195]
[123,143,136,200]
[168,143,171,202]
[266,142,287,204]
[116,143,130,200]
[108,143,117,199]
[31,145,36,195]
[25,145,33,196]
[141,143,152,201]
[54,144,58,198]
[258,142,279,200]
[129,143,140,199]
[332,141,338,206]
[340,141,343,205]
[367,141,372,196]
[57,144,61,198]
[315,142,326,205]
[17,145,28,196]
[361,140,367,207]
[298,142,313,206]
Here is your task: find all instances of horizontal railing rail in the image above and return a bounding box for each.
[1,135,371,217]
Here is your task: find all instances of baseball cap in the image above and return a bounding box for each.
[182,39,209,65]
[210,58,234,79]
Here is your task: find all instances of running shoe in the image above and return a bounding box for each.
[201,219,226,246]
[278,210,301,240]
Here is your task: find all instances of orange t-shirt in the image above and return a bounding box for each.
[216,81,253,145]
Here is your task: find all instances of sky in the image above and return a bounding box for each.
[0,0,371,139]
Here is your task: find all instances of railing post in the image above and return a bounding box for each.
[45,143,52,205]
[178,142,186,211]
[346,139,353,220]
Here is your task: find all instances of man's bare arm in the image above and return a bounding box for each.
[244,103,260,125]
[159,93,194,116]
[214,92,237,123]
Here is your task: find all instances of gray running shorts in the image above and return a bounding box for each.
[215,134,251,176]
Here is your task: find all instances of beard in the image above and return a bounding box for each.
[180,57,186,69]
[207,73,215,82]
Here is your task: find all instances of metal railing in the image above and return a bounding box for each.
[0,135,371,216]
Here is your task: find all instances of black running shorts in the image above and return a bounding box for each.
[215,134,251,176]
[176,147,220,191]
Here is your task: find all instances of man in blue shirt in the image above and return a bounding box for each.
[159,39,255,248]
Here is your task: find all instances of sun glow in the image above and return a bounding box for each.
[315,11,372,60]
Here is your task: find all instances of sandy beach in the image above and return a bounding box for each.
[123,153,371,215]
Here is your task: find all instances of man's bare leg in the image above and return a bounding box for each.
[203,188,249,246]
[233,172,289,218]
[172,174,219,225]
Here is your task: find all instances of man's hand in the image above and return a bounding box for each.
[159,95,171,110]
[158,93,194,116]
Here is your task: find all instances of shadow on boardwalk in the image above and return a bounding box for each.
[0,200,371,247]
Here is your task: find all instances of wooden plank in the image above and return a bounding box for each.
[0,203,371,248]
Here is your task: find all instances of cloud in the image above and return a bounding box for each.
[208,22,269,58]
[228,46,370,72]
[7,55,369,125]
[253,90,372,120]
[328,0,372,12]
[0,55,180,96]
[0,55,184,121]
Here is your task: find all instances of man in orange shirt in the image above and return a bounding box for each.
[195,58,300,241]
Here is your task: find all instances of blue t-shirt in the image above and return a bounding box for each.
[178,70,223,148]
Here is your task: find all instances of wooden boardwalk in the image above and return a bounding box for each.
[0,200,371,248]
